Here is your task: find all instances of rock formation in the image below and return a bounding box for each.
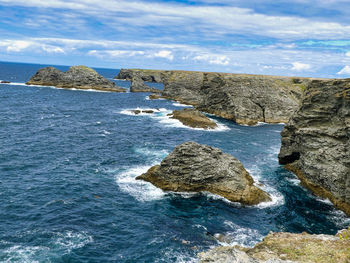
[278,79,350,216]
[0,80,10,84]
[169,108,217,129]
[198,229,350,263]
[116,68,321,125]
[130,75,161,93]
[27,66,126,92]
[136,142,271,205]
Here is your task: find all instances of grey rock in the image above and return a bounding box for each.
[27,66,126,92]
[278,79,350,216]
[136,142,271,205]
[130,75,161,93]
[170,108,218,129]
[115,68,166,83]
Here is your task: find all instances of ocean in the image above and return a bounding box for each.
[0,61,349,262]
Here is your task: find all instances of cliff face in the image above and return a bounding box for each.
[27,66,126,92]
[279,79,350,216]
[116,68,166,83]
[116,69,314,125]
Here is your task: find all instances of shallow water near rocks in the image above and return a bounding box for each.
[0,61,349,262]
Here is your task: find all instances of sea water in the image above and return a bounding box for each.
[0,61,349,262]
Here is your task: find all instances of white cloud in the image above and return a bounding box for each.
[194,54,230,65]
[346,52,350,57]
[88,50,145,58]
[337,65,350,75]
[42,45,65,53]
[291,62,311,71]
[153,50,174,60]
[5,40,31,52]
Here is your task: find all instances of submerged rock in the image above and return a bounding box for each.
[199,230,350,263]
[0,80,11,84]
[169,108,217,129]
[136,142,271,205]
[278,79,350,216]
[26,66,126,92]
[130,75,161,93]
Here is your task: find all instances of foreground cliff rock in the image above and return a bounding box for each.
[27,66,126,92]
[136,142,270,205]
[169,108,218,129]
[278,79,350,216]
[116,69,319,125]
[198,229,350,263]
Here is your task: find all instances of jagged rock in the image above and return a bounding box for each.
[115,68,166,83]
[130,109,155,115]
[199,230,350,263]
[136,142,271,205]
[130,75,161,93]
[148,94,162,100]
[0,80,11,83]
[26,66,126,92]
[278,79,350,216]
[169,108,217,129]
[115,69,322,125]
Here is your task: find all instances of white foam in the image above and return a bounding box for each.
[1,231,92,262]
[156,248,197,263]
[286,177,301,185]
[119,108,230,132]
[145,95,165,100]
[217,221,264,247]
[115,165,165,202]
[134,147,169,162]
[172,102,192,107]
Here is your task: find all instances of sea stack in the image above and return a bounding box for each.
[279,79,350,216]
[136,142,271,205]
[26,65,126,92]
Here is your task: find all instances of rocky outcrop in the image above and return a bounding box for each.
[136,142,271,205]
[115,68,166,83]
[116,69,320,125]
[169,108,217,129]
[0,80,10,84]
[130,75,161,93]
[27,66,126,92]
[278,79,350,216]
[199,229,350,263]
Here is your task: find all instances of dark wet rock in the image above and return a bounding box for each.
[278,79,350,216]
[148,94,162,100]
[26,66,126,92]
[169,108,217,129]
[130,75,161,93]
[199,230,350,263]
[130,109,154,114]
[0,80,11,84]
[136,142,271,205]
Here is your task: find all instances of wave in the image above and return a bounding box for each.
[114,165,165,202]
[172,102,192,107]
[119,108,230,132]
[1,231,93,262]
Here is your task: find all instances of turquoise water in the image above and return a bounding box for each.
[0,61,349,262]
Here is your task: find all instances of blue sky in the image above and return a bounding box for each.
[1,0,350,77]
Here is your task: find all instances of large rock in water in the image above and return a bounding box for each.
[169,108,218,129]
[198,229,350,263]
[26,66,126,92]
[278,79,350,216]
[130,75,161,93]
[136,142,271,205]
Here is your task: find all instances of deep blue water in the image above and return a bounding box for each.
[0,61,349,263]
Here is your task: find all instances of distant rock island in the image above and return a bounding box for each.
[27,66,126,92]
[279,79,350,216]
[136,141,271,205]
[115,68,327,125]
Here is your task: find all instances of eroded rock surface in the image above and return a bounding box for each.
[278,79,350,216]
[199,230,350,263]
[169,108,217,129]
[136,142,270,205]
[27,66,126,92]
[130,75,161,93]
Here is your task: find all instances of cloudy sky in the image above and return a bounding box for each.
[1,0,350,77]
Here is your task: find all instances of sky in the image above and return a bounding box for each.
[1,0,350,77]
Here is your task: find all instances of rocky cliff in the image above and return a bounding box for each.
[116,68,166,83]
[27,66,126,92]
[278,79,350,216]
[116,69,317,125]
[198,228,350,263]
[136,142,271,205]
